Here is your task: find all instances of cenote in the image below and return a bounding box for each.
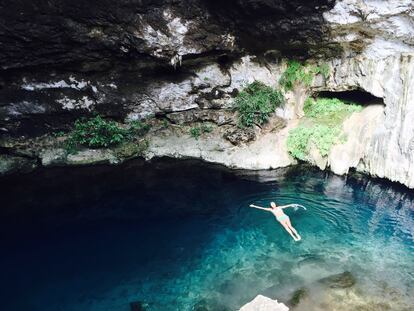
[0,159,413,311]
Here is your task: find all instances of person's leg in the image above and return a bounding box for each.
[286,219,301,240]
[281,222,298,241]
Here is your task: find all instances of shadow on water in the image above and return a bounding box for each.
[0,158,413,311]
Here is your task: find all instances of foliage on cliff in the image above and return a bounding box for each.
[279,60,330,91]
[235,81,283,128]
[189,124,213,140]
[65,115,150,153]
[287,98,362,160]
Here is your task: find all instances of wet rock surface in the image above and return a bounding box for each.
[0,154,37,176]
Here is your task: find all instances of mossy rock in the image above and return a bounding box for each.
[223,127,256,146]
[113,141,148,159]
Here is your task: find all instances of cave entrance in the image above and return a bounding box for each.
[316,89,384,106]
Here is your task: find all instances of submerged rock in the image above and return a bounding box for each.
[287,287,309,307]
[193,298,232,311]
[239,295,289,311]
[130,301,147,311]
[317,271,356,289]
[192,299,210,311]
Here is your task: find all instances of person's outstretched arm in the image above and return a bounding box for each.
[279,204,306,210]
[249,204,271,211]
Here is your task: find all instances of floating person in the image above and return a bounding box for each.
[249,202,303,241]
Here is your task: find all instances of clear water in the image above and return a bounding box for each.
[0,159,413,311]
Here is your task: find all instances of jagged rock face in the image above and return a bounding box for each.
[0,0,336,135]
[1,0,414,189]
[0,0,336,69]
[313,54,414,188]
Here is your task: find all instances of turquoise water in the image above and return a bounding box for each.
[0,160,413,310]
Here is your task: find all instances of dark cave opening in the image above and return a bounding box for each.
[316,89,384,105]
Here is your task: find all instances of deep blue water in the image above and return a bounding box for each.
[0,159,413,311]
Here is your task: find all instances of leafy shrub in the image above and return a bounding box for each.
[304,97,362,126]
[189,124,213,140]
[65,115,150,152]
[279,61,330,91]
[279,61,314,91]
[287,125,343,160]
[128,120,151,136]
[189,127,201,140]
[287,126,313,161]
[66,115,127,149]
[234,81,283,127]
[200,124,213,133]
[52,131,65,137]
[287,97,362,160]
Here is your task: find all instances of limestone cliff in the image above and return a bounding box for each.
[0,0,413,188]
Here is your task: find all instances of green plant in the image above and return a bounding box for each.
[65,115,150,153]
[53,131,65,137]
[189,123,213,140]
[200,124,213,133]
[234,81,283,128]
[161,119,170,129]
[279,61,330,91]
[128,120,151,136]
[66,115,128,150]
[287,126,313,161]
[304,97,362,126]
[287,125,342,161]
[319,63,330,79]
[279,60,315,91]
[189,127,201,140]
[287,97,362,160]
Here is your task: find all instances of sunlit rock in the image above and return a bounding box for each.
[239,295,289,311]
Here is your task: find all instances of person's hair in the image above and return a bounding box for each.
[270,201,276,208]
